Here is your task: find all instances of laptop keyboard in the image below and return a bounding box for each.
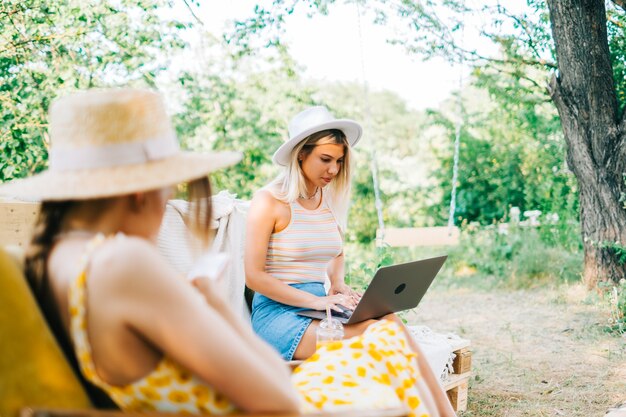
[332,305,353,320]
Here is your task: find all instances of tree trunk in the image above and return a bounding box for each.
[547,0,626,288]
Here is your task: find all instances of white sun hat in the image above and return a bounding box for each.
[272,106,362,166]
[0,89,242,201]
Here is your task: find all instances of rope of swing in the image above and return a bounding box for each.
[448,61,463,232]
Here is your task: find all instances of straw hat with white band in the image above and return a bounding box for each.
[0,89,241,201]
[272,106,362,166]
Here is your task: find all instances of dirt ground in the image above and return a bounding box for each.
[406,284,626,416]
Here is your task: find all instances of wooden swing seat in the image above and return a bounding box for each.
[376,226,460,247]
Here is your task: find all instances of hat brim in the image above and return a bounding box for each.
[0,151,242,201]
[272,119,362,166]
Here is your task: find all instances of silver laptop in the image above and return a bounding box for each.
[297,255,447,324]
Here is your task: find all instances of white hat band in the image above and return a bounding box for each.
[49,135,180,171]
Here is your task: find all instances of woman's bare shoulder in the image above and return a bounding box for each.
[89,235,178,289]
[98,234,158,260]
[249,189,283,214]
[251,188,279,204]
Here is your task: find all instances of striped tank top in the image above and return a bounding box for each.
[265,195,342,283]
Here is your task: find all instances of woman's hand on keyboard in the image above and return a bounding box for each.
[329,282,361,307]
[308,294,350,312]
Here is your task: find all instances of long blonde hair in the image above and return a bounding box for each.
[267,129,351,230]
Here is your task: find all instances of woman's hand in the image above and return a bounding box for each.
[329,282,361,309]
[191,276,227,310]
[188,252,231,307]
[308,293,354,312]
[189,266,232,313]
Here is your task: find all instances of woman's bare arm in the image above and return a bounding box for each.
[90,237,300,414]
[326,252,361,308]
[326,252,345,287]
[190,274,294,373]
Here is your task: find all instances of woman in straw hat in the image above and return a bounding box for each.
[245,106,456,416]
[2,89,298,414]
[4,91,453,416]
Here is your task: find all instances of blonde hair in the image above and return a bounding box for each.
[267,129,351,230]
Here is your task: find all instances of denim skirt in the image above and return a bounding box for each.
[251,282,325,361]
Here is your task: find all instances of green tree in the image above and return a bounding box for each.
[0,0,188,182]
[426,80,577,225]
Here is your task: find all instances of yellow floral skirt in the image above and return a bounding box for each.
[292,320,431,417]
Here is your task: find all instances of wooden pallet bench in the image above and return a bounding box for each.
[444,338,472,412]
[0,199,39,253]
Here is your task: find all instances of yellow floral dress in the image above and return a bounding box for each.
[69,235,236,414]
[70,235,430,416]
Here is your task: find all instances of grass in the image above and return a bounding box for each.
[344,224,626,416]
[409,284,626,416]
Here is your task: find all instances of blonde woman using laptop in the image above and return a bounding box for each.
[245,106,456,416]
[5,91,453,416]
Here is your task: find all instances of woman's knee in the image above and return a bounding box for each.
[379,313,403,324]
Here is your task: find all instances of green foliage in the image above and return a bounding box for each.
[426,105,526,223]
[1,1,592,293]
[0,0,189,182]
[345,214,584,294]
[344,244,395,292]
[596,239,626,266]
[346,161,379,244]
[425,74,578,226]
[447,221,583,289]
[175,70,282,199]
